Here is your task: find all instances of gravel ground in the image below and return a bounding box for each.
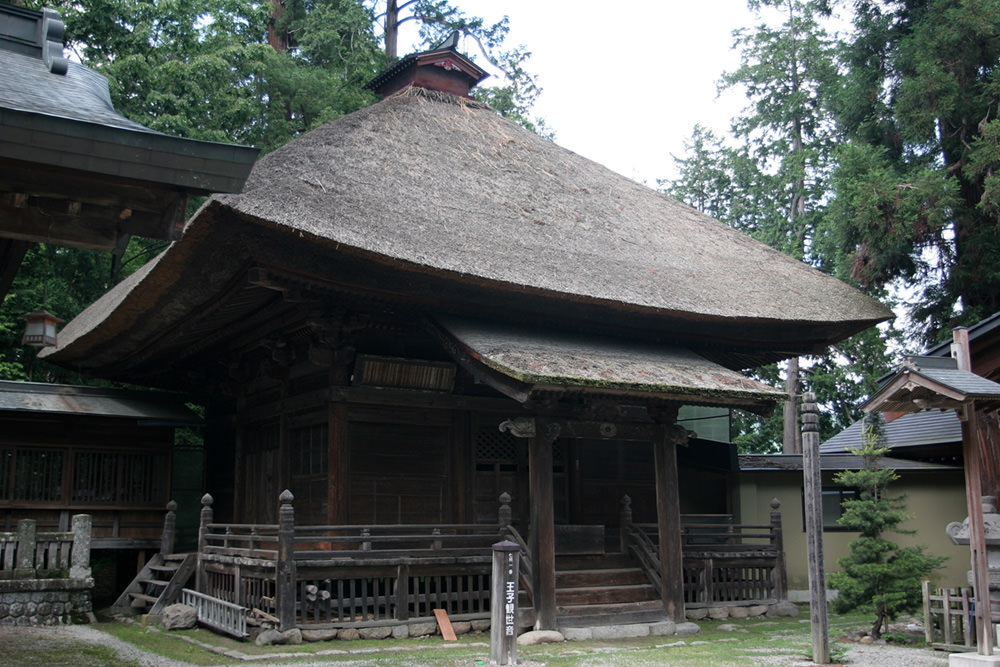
[0,623,963,666]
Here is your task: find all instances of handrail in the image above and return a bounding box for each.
[623,524,662,592]
[503,524,533,603]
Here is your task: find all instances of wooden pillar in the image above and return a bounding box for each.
[276,489,297,632]
[801,392,829,665]
[528,419,560,630]
[954,326,994,655]
[769,498,787,601]
[653,425,685,622]
[327,402,348,525]
[196,493,214,593]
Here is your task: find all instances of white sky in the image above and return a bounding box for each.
[403,0,761,186]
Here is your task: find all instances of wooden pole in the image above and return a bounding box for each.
[528,420,559,630]
[490,540,520,665]
[770,498,787,601]
[276,489,297,632]
[654,425,685,622]
[953,326,994,655]
[196,493,213,593]
[801,392,829,664]
[160,500,177,556]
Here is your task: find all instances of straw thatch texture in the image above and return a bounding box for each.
[218,87,887,325]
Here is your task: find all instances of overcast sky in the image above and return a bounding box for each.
[405,1,761,186]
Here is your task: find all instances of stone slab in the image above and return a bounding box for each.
[950,653,1000,667]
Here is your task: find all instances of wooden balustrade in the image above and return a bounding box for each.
[621,495,787,608]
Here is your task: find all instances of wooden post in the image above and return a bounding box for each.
[528,419,559,630]
[498,491,512,533]
[654,424,685,622]
[276,489,297,632]
[196,493,214,593]
[801,392,829,665]
[160,500,177,556]
[620,494,633,554]
[960,409,994,655]
[490,540,520,665]
[14,519,36,579]
[769,498,787,601]
[396,563,410,621]
[70,514,92,581]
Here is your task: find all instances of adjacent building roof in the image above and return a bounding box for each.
[0,380,201,425]
[0,2,258,297]
[740,452,961,473]
[820,409,962,454]
[863,356,1000,414]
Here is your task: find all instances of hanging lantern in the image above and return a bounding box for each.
[21,309,63,347]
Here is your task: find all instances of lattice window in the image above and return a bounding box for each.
[12,448,63,502]
[72,450,167,506]
[291,424,328,477]
[475,427,518,462]
[0,448,10,502]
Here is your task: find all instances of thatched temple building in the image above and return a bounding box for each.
[41,39,891,629]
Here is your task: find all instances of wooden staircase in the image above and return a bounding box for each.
[113,552,197,616]
[555,553,666,627]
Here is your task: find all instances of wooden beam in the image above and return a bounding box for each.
[328,402,348,524]
[653,424,685,622]
[0,238,30,304]
[528,419,559,630]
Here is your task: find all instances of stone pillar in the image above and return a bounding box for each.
[160,500,177,556]
[15,519,36,579]
[69,514,92,581]
[196,493,214,593]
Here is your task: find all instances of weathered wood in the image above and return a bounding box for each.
[197,494,214,593]
[276,490,297,632]
[801,393,829,665]
[653,425,684,622]
[490,540,520,665]
[160,501,177,556]
[528,420,558,630]
[769,498,787,601]
[328,402,348,525]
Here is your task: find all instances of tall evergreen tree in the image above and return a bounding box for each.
[828,0,1000,344]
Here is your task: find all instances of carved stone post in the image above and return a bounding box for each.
[15,519,36,579]
[769,498,787,601]
[196,493,214,593]
[160,500,177,556]
[801,392,829,665]
[620,495,633,554]
[276,489,297,632]
[70,514,92,581]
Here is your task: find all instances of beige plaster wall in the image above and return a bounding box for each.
[738,470,970,595]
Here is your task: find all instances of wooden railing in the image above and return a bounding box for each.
[621,496,786,608]
[0,515,91,581]
[195,491,513,631]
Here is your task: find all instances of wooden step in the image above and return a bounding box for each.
[130,593,159,604]
[557,600,668,628]
[556,553,633,570]
[556,583,658,606]
[138,578,169,588]
[556,567,648,588]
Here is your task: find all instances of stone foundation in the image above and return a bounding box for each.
[0,579,94,626]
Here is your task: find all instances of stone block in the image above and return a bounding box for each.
[301,628,338,642]
[517,630,564,646]
[451,621,472,635]
[649,620,677,636]
[675,622,702,636]
[338,627,360,641]
[591,624,649,640]
[708,606,729,620]
[161,604,197,631]
[765,601,799,618]
[747,605,769,617]
[685,608,709,620]
[391,625,409,639]
[561,627,592,641]
[727,606,749,618]
[408,621,437,637]
[471,619,491,632]
[358,626,392,640]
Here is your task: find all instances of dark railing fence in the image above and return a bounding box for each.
[187,490,786,633]
[621,495,787,608]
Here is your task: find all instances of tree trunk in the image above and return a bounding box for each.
[385,0,399,62]
[783,356,801,454]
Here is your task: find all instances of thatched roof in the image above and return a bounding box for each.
[42,87,890,384]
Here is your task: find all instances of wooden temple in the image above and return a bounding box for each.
[41,40,891,630]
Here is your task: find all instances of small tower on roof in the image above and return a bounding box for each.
[365,31,489,99]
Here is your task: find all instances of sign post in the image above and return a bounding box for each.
[490,540,520,665]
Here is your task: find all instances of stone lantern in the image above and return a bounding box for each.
[947,496,1000,621]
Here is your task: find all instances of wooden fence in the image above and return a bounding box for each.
[195,491,505,631]
[0,514,91,581]
[922,582,979,651]
[622,496,787,608]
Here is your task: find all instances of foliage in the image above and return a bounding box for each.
[828,0,1000,345]
[665,0,898,451]
[828,413,946,638]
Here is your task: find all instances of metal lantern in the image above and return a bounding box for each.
[21,309,63,347]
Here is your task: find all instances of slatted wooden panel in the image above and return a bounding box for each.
[12,449,63,502]
[923,583,976,650]
[682,556,778,606]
